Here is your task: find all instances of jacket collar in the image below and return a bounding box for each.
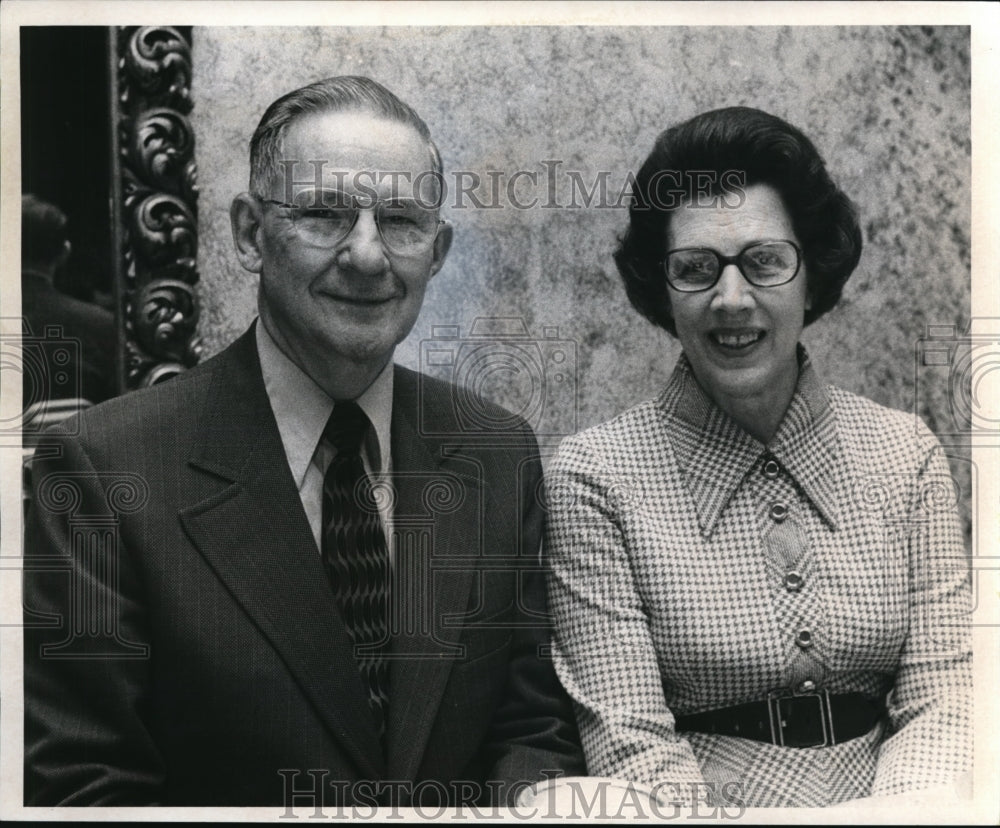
[182,332,480,782]
[181,327,389,778]
[658,345,842,537]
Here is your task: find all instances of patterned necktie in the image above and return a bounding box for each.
[321,401,389,740]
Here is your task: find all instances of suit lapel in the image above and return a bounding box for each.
[178,328,385,779]
[385,367,478,781]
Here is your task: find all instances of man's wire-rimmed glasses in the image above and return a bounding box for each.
[258,190,444,256]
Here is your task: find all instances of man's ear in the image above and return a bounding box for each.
[428,220,454,278]
[230,193,265,273]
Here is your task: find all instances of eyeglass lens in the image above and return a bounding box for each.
[666,241,799,291]
[286,190,439,253]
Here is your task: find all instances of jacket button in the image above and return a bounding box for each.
[784,571,804,592]
[795,628,813,649]
[763,459,780,479]
[770,502,788,522]
[797,679,817,694]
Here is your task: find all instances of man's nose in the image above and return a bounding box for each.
[710,263,754,312]
[338,209,389,274]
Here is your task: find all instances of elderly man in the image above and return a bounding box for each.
[24,76,583,808]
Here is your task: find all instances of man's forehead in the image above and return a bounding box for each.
[279,110,435,174]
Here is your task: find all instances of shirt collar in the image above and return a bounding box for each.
[255,319,393,487]
[657,345,842,537]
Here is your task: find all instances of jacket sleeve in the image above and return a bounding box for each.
[480,433,586,805]
[543,432,708,801]
[871,430,973,795]
[23,426,165,805]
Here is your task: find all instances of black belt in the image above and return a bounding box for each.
[674,689,885,748]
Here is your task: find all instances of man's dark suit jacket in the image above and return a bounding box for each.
[23,326,583,807]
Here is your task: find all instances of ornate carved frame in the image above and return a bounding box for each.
[110,26,202,392]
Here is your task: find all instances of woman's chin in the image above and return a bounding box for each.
[694,359,771,402]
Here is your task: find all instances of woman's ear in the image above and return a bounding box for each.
[230,193,265,273]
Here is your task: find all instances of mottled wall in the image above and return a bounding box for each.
[192,26,970,479]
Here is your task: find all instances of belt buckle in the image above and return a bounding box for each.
[766,686,835,748]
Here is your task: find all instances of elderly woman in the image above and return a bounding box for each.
[545,107,971,808]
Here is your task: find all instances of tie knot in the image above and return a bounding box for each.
[323,401,370,456]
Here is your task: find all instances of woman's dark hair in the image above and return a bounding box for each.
[614,106,862,335]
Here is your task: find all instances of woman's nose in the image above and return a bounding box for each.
[711,263,754,312]
[338,209,389,274]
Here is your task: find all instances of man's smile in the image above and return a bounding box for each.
[321,291,398,306]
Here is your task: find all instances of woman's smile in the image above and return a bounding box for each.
[707,327,766,350]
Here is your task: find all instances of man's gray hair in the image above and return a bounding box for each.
[248,75,442,198]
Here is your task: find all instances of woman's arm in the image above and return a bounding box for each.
[544,434,708,802]
[870,428,973,796]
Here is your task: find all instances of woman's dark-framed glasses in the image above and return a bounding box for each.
[259,190,443,255]
[663,240,802,292]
